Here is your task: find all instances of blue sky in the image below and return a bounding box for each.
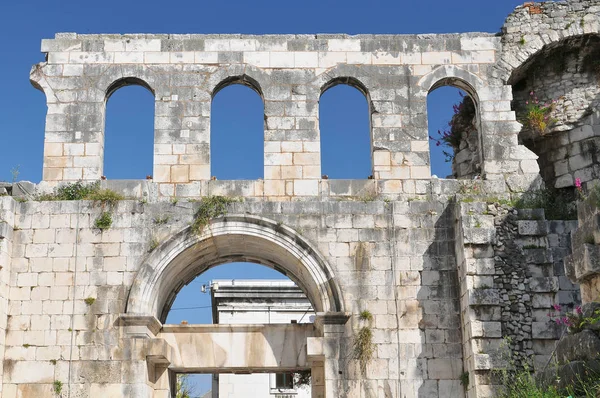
[0,0,528,394]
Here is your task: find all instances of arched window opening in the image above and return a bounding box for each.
[510,34,600,199]
[320,82,371,179]
[104,82,154,179]
[165,262,314,398]
[211,83,264,180]
[427,84,480,179]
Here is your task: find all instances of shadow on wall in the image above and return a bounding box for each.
[416,200,463,398]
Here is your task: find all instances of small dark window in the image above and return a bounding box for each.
[276,373,294,389]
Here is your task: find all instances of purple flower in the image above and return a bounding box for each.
[553,304,562,312]
[554,318,561,325]
[530,91,534,96]
[576,306,583,315]
[575,178,582,189]
[526,101,529,105]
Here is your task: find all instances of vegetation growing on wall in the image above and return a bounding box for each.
[514,188,577,220]
[94,211,113,230]
[520,91,557,136]
[36,181,123,203]
[429,94,476,162]
[353,310,375,374]
[190,196,239,235]
[52,380,63,396]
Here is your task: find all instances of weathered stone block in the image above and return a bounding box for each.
[556,330,600,364]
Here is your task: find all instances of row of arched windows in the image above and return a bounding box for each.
[104,82,471,180]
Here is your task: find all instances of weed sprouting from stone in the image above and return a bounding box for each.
[190,196,239,235]
[84,297,96,306]
[53,380,63,396]
[94,212,112,231]
[460,371,469,389]
[354,310,375,375]
[149,236,160,251]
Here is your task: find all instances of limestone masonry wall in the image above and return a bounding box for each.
[3,1,600,397]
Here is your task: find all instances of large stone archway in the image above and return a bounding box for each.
[119,214,346,398]
[126,214,345,322]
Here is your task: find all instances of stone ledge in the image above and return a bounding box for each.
[115,314,162,337]
[556,330,600,364]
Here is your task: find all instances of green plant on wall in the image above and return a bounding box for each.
[53,380,63,396]
[94,212,112,230]
[520,91,557,136]
[149,236,160,252]
[460,371,469,390]
[190,196,239,235]
[353,310,375,375]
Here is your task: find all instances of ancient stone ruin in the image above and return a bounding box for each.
[2,0,600,397]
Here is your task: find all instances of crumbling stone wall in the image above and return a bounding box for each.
[499,0,600,191]
[454,197,579,397]
[510,35,600,190]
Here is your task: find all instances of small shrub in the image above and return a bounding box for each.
[520,91,557,136]
[496,367,562,398]
[354,309,375,375]
[354,326,375,374]
[38,181,99,201]
[50,359,57,365]
[53,380,63,396]
[190,196,238,235]
[94,212,112,230]
[84,297,96,306]
[358,310,373,322]
[515,189,577,220]
[36,181,124,205]
[460,371,469,389]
